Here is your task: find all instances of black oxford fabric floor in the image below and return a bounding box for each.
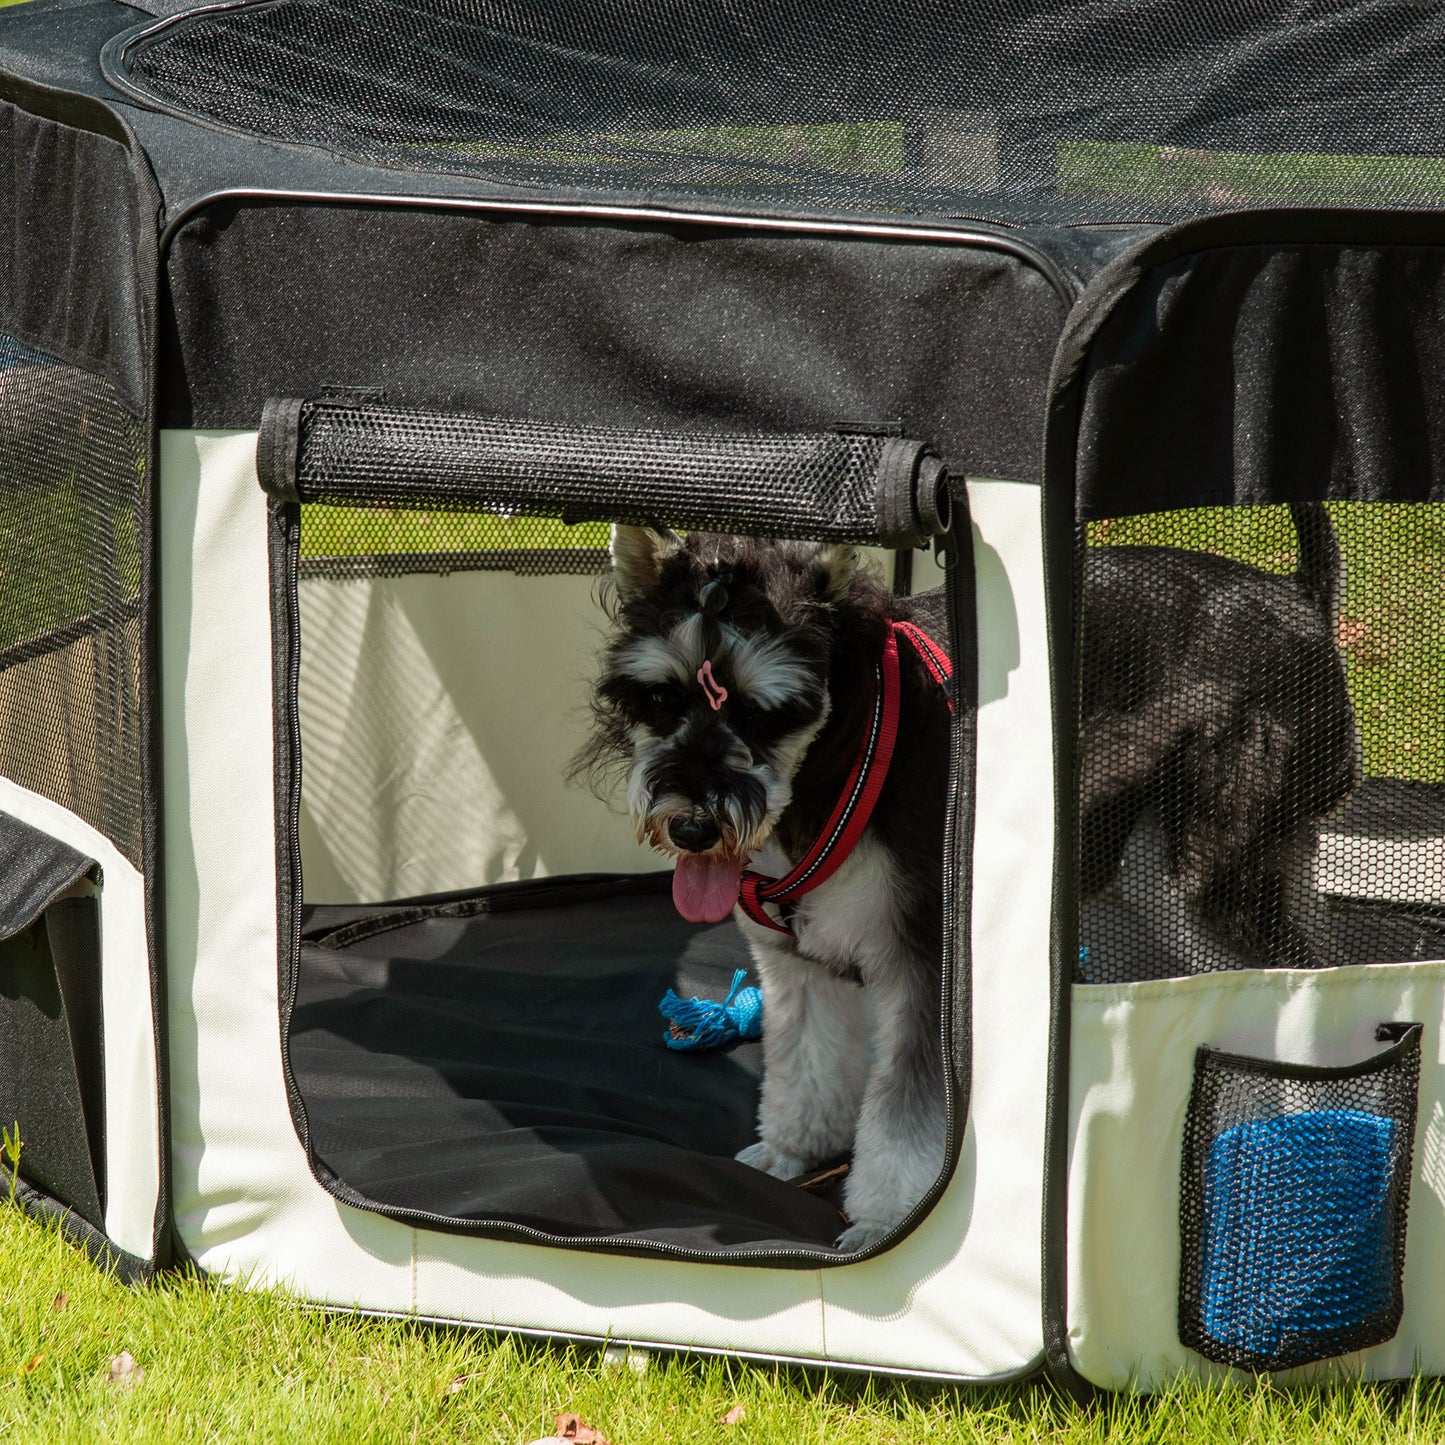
[290,876,846,1252]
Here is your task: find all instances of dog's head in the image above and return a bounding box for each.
[576,526,861,922]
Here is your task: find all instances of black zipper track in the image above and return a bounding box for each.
[270,493,977,1269]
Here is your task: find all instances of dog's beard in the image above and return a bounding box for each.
[625,703,830,922]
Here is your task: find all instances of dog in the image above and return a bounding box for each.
[1079,502,1359,975]
[575,506,1355,1247]
[574,527,953,1250]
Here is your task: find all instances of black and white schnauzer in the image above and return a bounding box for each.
[1080,502,1359,974]
[576,527,953,1250]
[577,504,1356,1247]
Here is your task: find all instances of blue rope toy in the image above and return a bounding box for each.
[659,968,763,1051]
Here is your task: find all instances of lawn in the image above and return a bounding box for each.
[299,505,609,561]
[9,1205,1445,1443]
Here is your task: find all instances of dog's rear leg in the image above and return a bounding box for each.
[735,937,869,1181]
[837,955,946,1251]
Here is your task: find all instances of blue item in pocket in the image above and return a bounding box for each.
[1201,1108,1397,1357]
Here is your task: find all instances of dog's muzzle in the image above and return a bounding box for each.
[667,810,721,852]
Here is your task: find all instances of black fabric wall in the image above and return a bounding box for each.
[0,95,149,414]
[162,201,1070,484]
[1069,220,1445,519]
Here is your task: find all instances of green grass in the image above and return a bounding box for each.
[299,505,608,560]
[11,1206,1445,1443]
[405,122,906,181]
[1087,505,1445,784]
[1058,139,1445,207]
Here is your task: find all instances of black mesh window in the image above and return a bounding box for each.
[1077,503,1445,984]
[0,337,146,866]
[108,0,1445,225]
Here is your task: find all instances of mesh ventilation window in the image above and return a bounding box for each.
[1076,503,1445,984]
[0,339,146,867]
[1178,1025,1420,1372]
[300,504,608,579]
[279,401,915,543]
[108,0,1445,225]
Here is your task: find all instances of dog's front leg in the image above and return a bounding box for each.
[734,932,869,1181]
[837,956,946,1251]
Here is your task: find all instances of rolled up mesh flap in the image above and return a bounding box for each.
[259,399,946,546]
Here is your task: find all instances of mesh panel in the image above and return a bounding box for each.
[0,339,146,866]
[1178,1026,1420,1372]
[299,504,608,579]
[1077,504,1445,984]
[110,0,1445,225]
[287,402,897,541]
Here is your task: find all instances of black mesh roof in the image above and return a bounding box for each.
[104,0,1445,226]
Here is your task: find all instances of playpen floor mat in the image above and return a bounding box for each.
[291,875,848,1253]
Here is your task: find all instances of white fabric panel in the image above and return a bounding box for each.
[1069,962,1445,1388]
[296,571,651,902]
[162,433,1046,1376]
[820,480,1050,1375]
[0,778,158,1260]
[161,428,415,1307]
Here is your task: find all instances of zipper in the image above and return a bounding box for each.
[276,502,313,1163]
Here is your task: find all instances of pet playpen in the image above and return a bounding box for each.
[0,0,1444,1390]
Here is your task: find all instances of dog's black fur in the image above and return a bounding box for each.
[576,530,951,1248]
[1080,503,1358,969]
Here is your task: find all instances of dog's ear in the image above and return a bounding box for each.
[809,542,857,602]
[610,525,684,601]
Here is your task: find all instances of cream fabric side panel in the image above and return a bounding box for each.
[296,572,650,903]
[819,480,1050,1377]
[0,779,156,1259]
[161,430,832,1355]
[414,1237,827,1361]
[161,429,415,1302]
[296,552,899,903]
[1069,963,1445,1388]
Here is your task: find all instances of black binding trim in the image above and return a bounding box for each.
[1038,288,1093,1400]
[7,1178,155,1286]
[1197,1023,1424,1084]
[258,397,304,504]
[0,598,143,675]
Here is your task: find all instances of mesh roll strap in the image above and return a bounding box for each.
[258,398,949,545]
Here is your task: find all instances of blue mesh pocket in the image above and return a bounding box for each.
[1180,1024,1421,1372]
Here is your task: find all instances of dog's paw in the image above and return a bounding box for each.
[735,1140,808,1180]
[832,1208,895,1254]
[835,1218,894,1252]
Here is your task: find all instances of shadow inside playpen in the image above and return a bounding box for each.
[288,882,852,1250]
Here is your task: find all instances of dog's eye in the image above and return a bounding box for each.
[645,685,675,710]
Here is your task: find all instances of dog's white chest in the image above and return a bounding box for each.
[750,833,905,978]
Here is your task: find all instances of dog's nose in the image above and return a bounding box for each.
[668,813,721,852]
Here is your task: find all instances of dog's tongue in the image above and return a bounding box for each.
[673,852,744,923]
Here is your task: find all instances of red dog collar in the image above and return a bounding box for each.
[737,619,952,935]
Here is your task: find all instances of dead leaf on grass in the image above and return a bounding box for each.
[1337,617,1369,650]
[107,1351,145,1388]
[719,1404,747,1424]
[555,1412,612,1444]
[50,1293,68,1313]
[24,1353,45,1374]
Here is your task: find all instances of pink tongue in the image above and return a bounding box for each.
[672,852,744,924]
